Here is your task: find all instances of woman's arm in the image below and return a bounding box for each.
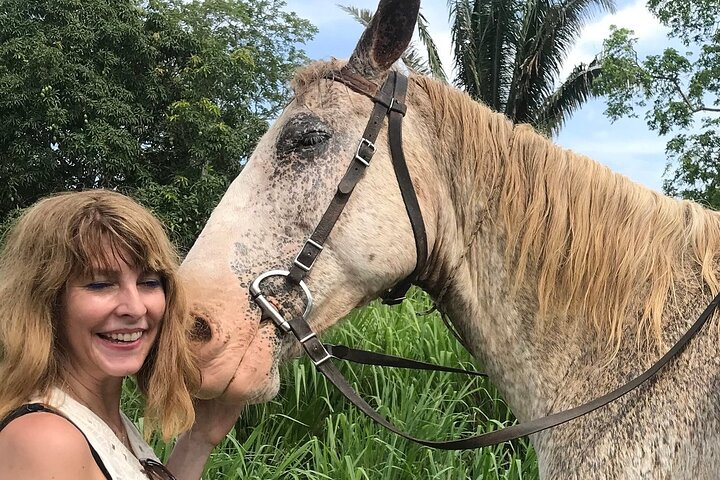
[164,431,216,480]
[165,399,245,480]
[0,412,103,480]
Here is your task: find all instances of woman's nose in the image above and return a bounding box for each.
[116,285,148,318]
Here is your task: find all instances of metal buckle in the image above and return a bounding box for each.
[381,295,406,306]
[312,351,332,366]
[298,332,317,344]
[286,318,333,365]
[249,270,313,333]
[354,137,375,167]
[293,238,323,272]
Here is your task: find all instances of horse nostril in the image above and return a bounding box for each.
[190,316,212,343]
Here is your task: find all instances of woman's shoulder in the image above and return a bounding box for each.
[0,411,104,479]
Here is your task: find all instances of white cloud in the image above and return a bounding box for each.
[561,0,669,78]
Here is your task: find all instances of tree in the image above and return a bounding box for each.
[592,0,720,207]
[450,0,615,136]
[0,0,316,251]
[342,0,615,136]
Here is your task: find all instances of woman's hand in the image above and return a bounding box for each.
[165,398,245,480]
[189,398,246,448]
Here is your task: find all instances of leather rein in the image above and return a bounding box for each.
[250,69,720,450]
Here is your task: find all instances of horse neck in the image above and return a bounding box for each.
[414,95,575,420]
[414,77,720,421]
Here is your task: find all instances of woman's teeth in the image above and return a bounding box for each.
[102,331,143,342]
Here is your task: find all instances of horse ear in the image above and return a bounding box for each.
[344,0,421,79]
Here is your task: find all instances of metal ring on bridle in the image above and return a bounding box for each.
[249,270,313,333]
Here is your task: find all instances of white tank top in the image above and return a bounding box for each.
[36,387,160,479]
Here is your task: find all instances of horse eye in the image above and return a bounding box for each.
[276,113,333,158]
[300,132,330,147]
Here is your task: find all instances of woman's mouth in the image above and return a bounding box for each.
[98,331,144,343]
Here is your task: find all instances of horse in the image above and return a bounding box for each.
[178,0,720,477]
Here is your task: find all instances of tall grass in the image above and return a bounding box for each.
[124,290,538,479]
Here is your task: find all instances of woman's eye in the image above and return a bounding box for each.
[85,282,112,290]
[140,278,163,289]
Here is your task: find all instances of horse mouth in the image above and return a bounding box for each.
[194,319,282,403]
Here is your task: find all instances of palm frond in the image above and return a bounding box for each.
[508,0,615,125]
[337,4,373,27]
[450,1,483,99]
[534,58,603,136]
[417,12,448,82]
[450,0,518,112]
[402,45,434,76]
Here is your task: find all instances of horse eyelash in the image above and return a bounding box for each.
[300,132,330,147]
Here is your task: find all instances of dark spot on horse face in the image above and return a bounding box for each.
[232,240,284,290]
[190,316,212,342]
[276,112,334,163]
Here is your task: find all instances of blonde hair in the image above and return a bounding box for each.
[0,190,200,439]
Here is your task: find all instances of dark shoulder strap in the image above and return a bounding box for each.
[1,403,113,480]
[0,403,48,430]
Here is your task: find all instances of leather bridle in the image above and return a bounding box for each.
[250,69,720,449]
[289,69,427,305]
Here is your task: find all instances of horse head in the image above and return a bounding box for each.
[180,0,438,404]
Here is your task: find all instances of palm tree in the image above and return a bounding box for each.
[342,0,614,137]
[451,0,614,135]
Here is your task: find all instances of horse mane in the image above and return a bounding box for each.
[291,60,720,350]
[412,74,720,350]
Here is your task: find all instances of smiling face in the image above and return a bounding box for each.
[58,252,166,385]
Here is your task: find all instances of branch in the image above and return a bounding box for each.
[652,73,720,114]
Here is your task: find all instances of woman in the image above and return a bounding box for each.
[0,190,241,480]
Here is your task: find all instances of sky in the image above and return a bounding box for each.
[281,0,671,193]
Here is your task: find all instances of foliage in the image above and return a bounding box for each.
[449,0,615,136]
[0,0,316,251]
[342,0,614,136]
[126,291,538,479]
[592,0,720,207]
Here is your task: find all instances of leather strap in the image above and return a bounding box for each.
[288,73,402,284]
[287,70,427,305]
[328,69,380,98]
[381,72,428,304]
[325,344,487,377]
[289,291,720,449]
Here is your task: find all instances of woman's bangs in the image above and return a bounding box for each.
[71,225,145,277]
